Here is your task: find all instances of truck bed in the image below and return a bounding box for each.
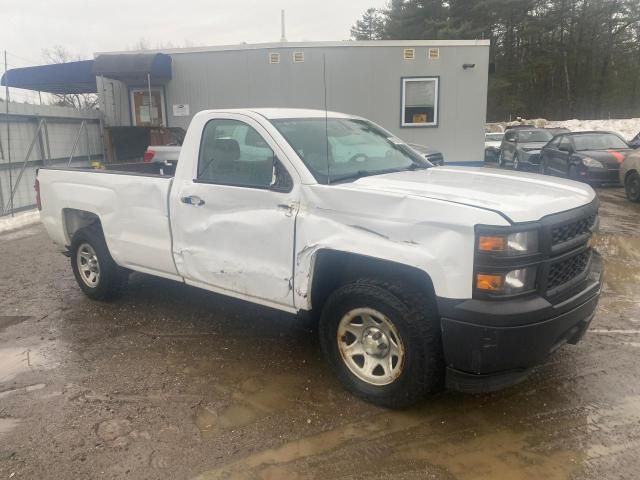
[38,166,180,281]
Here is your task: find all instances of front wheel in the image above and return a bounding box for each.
[539,157,548,175]
[625,171,640,202]
[319,279,443,408]
[513,154,520,170]
[71,225,128,301]
[568,164,579,180]
[498,150,506,168]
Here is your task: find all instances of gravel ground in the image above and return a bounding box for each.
[0,187,639,479]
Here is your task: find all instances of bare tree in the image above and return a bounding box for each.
[42,45,99,110]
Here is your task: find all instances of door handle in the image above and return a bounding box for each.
[277,202,297,217]
[181,195,205,206]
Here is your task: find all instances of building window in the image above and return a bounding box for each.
[401,77,439,127]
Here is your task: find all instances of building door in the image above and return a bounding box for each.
[130,88,166,127]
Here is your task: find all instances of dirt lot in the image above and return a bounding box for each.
[1,187,639,480]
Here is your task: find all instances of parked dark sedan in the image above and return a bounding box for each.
[630,131,640,149]
[540,131,631,184]
[498,128,554,170]
[408,143,445,166]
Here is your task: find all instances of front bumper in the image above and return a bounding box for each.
[518,151,541,169]
[439,252,602,393]
[580,167,621,184]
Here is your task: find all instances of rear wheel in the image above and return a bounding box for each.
[498,150,506,168]
[319,278,444,408]
[625,171,640,202]
[70,225,128,301]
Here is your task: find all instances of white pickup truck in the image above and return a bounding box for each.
[37,108,602,407]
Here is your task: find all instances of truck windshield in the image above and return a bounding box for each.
[572,133,629,151]
[271,118,429,184]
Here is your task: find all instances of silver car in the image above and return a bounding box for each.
[498,128,554,170]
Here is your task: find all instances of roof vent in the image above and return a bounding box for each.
[269,52,281,64]
[293,51,304,63]
[428,48,440,60]
[403,48,416,60]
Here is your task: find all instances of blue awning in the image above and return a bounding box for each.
[93,53,172,84]
[0,60,97,94]
[0,53,172,94]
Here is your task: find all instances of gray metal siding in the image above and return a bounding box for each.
[107,43,489,163]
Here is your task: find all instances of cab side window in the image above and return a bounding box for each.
[197,119,275,188]
[558,136,573,152]
[547,136,561,149]
[504,131,515,143]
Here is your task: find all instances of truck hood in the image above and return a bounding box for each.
[343,167,596,223]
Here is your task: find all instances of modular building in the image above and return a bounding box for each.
[2,40,490,165]
[96,40,489,165]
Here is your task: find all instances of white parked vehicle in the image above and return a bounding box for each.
[36,109,602,407]
[484,132,504,162]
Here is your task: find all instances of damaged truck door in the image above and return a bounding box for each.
[170,114,299,309]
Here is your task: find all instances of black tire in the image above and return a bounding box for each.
[513,154,520,170]
[568,164,579,180]
[498,150,506,168]
[625,171,640,202]
[539,157,548,175]
[70,225,128,301]
[319,278,444,408]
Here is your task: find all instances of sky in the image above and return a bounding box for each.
[0,0,386,102]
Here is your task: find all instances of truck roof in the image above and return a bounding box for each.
[197,108,360,120]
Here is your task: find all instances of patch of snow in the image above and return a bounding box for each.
[547,118,640,141]
[0,209,40,233]
[488,118,640,141]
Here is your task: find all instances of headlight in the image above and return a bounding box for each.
[582,157,604,168]
[477,230,539,256]
[476,267,537,295]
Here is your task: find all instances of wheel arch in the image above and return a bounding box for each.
[308,249,437,316]
[624,168,639,182]
[63,208,102,244]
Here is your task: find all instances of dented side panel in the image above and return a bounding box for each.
[293,183,510,309]
[38,169,181,280]
[169,112,302,309]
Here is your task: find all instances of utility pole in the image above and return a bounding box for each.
[280,10,287,42]
[4,50,13,216]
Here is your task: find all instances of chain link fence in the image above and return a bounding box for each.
[0,101,103,216]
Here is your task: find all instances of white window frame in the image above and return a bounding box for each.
[400,77,439,128]
[130,86,167,127]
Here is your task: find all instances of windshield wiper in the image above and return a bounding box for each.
[330,164,428,184]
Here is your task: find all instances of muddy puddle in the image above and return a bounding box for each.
[193,394,587,480]
[0,342,57,383]
[194,375,306,434]
[0,418,21,440]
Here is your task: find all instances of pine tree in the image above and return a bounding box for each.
[350,8,385,40]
